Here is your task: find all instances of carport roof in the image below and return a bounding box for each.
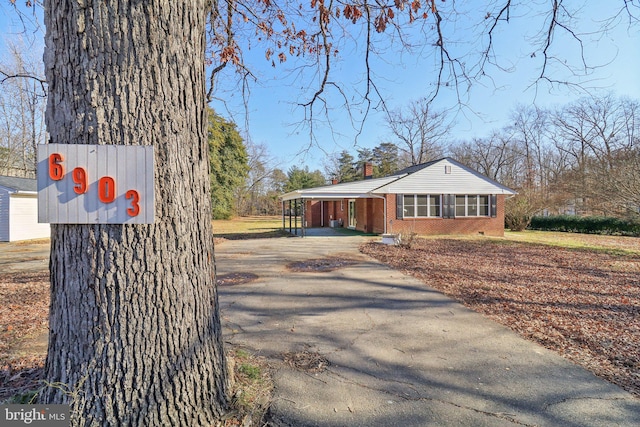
[280,174,406,201]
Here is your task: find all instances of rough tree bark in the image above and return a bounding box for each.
[40,1,228,425]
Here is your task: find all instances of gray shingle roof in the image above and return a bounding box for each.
[0,175,38,192]
[389,158,440,176]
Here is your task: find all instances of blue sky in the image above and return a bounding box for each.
[2,2,639,174]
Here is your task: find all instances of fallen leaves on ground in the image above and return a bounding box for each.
[361,238,640,397]
[287,258,358,272]
[281,350,329,373]
[0,271,49,401]
[217,272,259,286]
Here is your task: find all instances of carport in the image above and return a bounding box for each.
[281,196,374,237]
[280,176,400,237]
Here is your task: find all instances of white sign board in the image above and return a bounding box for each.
[37,144,154,224]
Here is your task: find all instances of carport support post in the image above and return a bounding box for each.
[301,198,306,238]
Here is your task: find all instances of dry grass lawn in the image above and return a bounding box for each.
[213,216,285,240]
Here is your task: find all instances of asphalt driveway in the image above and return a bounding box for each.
[216,235,640,427]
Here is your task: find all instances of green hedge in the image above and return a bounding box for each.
[528,215,640,237]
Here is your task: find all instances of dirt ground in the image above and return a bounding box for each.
[361,237,640,397]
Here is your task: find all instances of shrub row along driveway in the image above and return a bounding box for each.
[217,235,640,427]
[361,238,640,397]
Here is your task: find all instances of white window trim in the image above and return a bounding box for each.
[456,195,491,217]
[403,194,441,218]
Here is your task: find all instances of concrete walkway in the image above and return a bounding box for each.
[217,235,640,427]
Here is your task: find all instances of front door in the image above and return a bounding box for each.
[348,199,356,229]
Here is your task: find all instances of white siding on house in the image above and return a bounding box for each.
[0,187,10,241]
[0,192,50,242]
[9,194,50,241]
[373,158,515,195]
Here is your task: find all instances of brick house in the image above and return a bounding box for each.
[280,158,516,237]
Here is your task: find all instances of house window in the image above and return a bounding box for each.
[403,195,416,217]
[468,196,478,216]
[429,195,441,217]
[401,194,441,218]
[416,195,428,217]
[455,195,466,217]
[455,195,491,217]
[479,195,489,216]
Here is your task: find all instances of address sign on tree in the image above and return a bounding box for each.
[37,144,155,224]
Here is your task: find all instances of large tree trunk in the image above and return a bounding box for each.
[40,1,228,425]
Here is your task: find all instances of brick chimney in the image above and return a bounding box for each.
[331,178,338,185]
[363,162,373,180]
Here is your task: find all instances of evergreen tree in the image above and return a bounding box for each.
[284,166,326,191]
[336,150,359,183]
[373,142,400,177]
[356,147,375,178]
[208,108,249,219]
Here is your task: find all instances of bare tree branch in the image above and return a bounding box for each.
[201,1,639,149]
[0,69,47,94]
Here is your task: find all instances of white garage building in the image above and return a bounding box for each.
[0,176,50,242]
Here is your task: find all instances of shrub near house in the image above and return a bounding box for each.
[529,215,640,237]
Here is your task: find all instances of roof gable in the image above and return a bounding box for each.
[373,158,516,195]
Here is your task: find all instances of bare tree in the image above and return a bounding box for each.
[552,94,640,215]
[205,1,639,143]
[386,98,452,165]
[506,104,574,214]
[604,147,640,218]
[450,127,548,230]
[449,130,515,182]
[41,1,227,424]
[0,37,46,177]
[235,140,277,215]
[453,94,640,222]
